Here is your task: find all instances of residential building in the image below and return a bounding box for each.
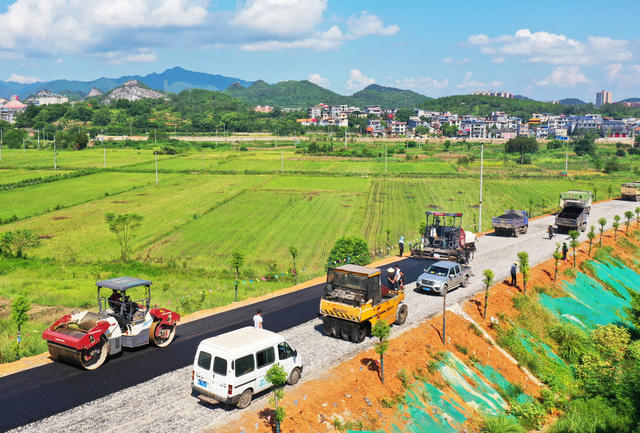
[1,95,26,123]
[329,105,347,117]
[254,105,274,113]
[364,105,382,116]
[308,105,323,119]
[389,121,407,136]
[29,89,68,106]
[596,90,612,109]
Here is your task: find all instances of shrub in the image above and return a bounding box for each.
[482,415,524,433]
[327,236,370,267]
[548,322,592,364]
[551,397,631,433]
[509,399,546,430]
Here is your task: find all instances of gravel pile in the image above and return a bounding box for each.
[11,199,637,433]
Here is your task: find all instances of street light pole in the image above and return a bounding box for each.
[101,129,105,167]
[385,142,388,173]
[478,143,484,232]
[0,129,3,160]
[53,135,57,170]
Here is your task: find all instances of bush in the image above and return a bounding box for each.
[482,415,523,433]
[548,322,592,364]
[327,236,370,267]
[551,397,632,433]
[615,148,627,157]
[505,136,538,154]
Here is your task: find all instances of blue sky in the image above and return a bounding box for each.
[0,0,639,102]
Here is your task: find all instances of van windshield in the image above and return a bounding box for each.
[213,357,227,376]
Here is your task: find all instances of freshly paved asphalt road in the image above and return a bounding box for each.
[0,258,427,432]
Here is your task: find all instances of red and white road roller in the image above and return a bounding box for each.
[42,277,180,370]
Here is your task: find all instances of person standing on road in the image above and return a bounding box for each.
[562,242,568,262]
[398,236,405,257]
[394,265,405,290]
[548,225,554,240]
[510,262,518,286]
[253,309,263,328]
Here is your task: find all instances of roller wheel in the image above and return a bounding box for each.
[287,367,301,385]
[351,323,368,343]
[80,337,108,370]
[395,304,408,325]
[236,388,253,409]
[150,321,176,347]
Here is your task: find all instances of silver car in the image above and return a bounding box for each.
[417,260,471,295]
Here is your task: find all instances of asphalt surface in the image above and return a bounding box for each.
[0,259,427,432]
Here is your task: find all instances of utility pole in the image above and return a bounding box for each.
[565,150,568,174]
[22,136,25,153]
[281,150,284,172]
[155,153,158,185]
[442,287,448,345]
[478,143,484,232]
[37,129,40,150]
[0,129,3,160]
[129,122,132,138]
[344,129,347,149]
[101,129,105,167]
[154,128,157,144]
[53,135,57,170]
[385,142,388,173]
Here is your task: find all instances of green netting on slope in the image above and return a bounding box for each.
[350,352,527,433]
[539,260,639,330]
[473,363,532,404]
[513,327,565,365]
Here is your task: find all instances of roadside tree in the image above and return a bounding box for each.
[553,244,563,283]
[372,320,391,384]
[517,252,530,294]
[266,364,287,433]
[624,211,633,235]
[636,207,640,227]
[0,230,42,258]
[598,217,606,246]
[613,215,621,241]
[10,295,30,358]
[288,246,298,284]
[104,213,143,262]
[482,269,494,319]
[587,226,596,257]
[568,230,580,268]
[231,251,244,302]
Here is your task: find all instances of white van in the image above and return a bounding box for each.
[191,327,303,409]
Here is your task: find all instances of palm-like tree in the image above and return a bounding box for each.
[552,244,563,283]
[568,230,580,268]
[636,207,640,228]
[587,226,596,257]
[613,215,621,241]
[482,269,494,319]
[598,217,606,246]
[624,211,634,235]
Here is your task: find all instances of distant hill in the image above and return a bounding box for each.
[225,81,430,108]
[0,67,253,99]
[225,80,350,108]
[618,97,640,103]
[349,84,431,108]
[102,80,166,104]
[558,98,587,106]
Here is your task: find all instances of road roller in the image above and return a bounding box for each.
[42,277,180,370]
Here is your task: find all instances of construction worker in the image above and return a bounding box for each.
[253,309,263,328]
[398,236,405,257]
[510,262,518,286]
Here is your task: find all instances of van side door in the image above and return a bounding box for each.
[255,346,276,392]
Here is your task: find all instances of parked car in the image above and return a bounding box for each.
[416,261,471,295]
[192,327,303,409]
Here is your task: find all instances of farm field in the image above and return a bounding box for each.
[0,148,173,169]
[0,145,632,361]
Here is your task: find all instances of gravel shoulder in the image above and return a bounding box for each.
[10,199,638,433]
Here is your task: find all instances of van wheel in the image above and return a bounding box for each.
[236,389,253,409]
[395,304,408,325]
[287,367,301,385]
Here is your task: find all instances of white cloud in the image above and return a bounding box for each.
[346,11,399,38]
[103,48,158,65]
[7,73,39,83]
[456,71,503,89]
[394,77,448,92]
[605,63,640,85]
[55,58,63,64]
[345,69,375,91]
[467,29,633,65]
[239,25,344,51]
[443,57,470,64]
[232,0,326,37]
[491,57,505,64]
[308,73,330,88]
[0,0,208,55]
[536,66,590,86]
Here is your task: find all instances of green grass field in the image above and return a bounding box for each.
[0,168,71,185]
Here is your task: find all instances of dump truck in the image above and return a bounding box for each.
[492,210,529,237]
[555,191,592,232]
[42,277,180,370]
[411,211,476,264]
[621,182,640,201]
[319,264,407,343]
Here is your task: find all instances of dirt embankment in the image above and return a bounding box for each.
[212,223,640,433]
